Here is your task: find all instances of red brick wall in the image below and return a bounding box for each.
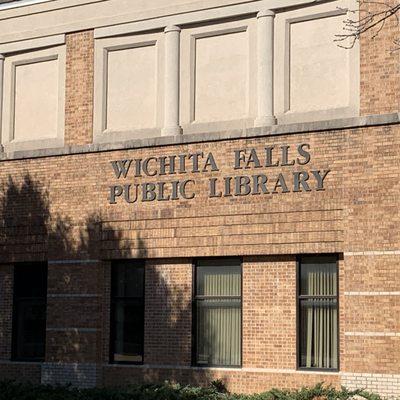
[0,363,41,383]
[0,265,13,360]
[360,0,400,115]
[0,125,398,391]
[242,256,296,370]
[46,262,104,366]
[341,254,400,375]
[144,259,192,366]
[64,30,94,145]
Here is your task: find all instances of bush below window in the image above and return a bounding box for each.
[0,381,381,400]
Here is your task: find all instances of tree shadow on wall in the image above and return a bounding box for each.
[0,173,123,387]
[0,173,230,390]
[0,174,105,263]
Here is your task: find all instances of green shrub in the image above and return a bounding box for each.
[0,380,383,400]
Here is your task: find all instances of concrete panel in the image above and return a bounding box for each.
[180,18,256,134]
[106,44,157,131]
[193,30,248,123]
[1,45,65,152]
[289,14,349,113]
[274,0,360,124]
[14,58,58,141]
[93,32,164,142]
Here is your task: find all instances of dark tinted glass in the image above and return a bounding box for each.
[112,261,144,298]
[14,301,46,359]
[12,263,47,361]
[112,302,144,363]
[14,263,47,298]
[110,261,144,363]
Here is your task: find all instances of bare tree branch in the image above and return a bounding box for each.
[335,0,400,51]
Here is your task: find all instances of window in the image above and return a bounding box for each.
[298,256,338,370]
[12,262,47,361]
[110,260,145,363]
[193,258,241,367]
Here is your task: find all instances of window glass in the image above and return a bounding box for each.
[300,256,337,296]
[194,258,241,367]
[110,260,144,363]
[299,256,338,370]
[14,264,47,298]
[12,262,47,361]
[112,261,144,298]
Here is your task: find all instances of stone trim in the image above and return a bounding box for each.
[0,0,51,12]
[0,112,399,162]
[0,360,43,364]
[341,372,400,399]
[0,0,334,45]
[345,332,400,337]
[103,363,339,375]
[41,362,97,388]
[344,250,400,256]
[47,294,99,298]
[48,259,101,264]
[94,0,333,39]
[345,292,400,296]
[0,33,65,54]
[46,328,98,332]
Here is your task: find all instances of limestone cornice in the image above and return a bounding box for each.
[0,0,337,44]
[0,112,398,162]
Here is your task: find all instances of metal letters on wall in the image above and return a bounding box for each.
[108,143,330,204]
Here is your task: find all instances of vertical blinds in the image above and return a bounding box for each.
[299,258,338,369]
[195,259,241,367]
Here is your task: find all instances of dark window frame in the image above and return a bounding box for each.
[296,254,340,372]
[109,259,145,365]
[192,257,243,368]
[11,262,47,362]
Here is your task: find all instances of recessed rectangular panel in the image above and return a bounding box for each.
[194,31,248,122]
[106,45,156,131]
[14,59,59,141]
[289,15,350,112]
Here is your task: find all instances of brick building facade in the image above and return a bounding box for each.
[0,0,399,397]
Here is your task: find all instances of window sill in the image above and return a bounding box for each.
[109,361,143,366]
[7,359,44,364]
[2,137,64,154]
[296,367,339,374]
[103,364,341,375]
[193,364,242,369]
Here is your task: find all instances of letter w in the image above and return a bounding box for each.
[111,160,132,179]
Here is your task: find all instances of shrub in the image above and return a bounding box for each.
[0,381,383,400]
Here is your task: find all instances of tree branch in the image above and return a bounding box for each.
[335,0,400,50]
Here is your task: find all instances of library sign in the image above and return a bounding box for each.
[108,143,330,204]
